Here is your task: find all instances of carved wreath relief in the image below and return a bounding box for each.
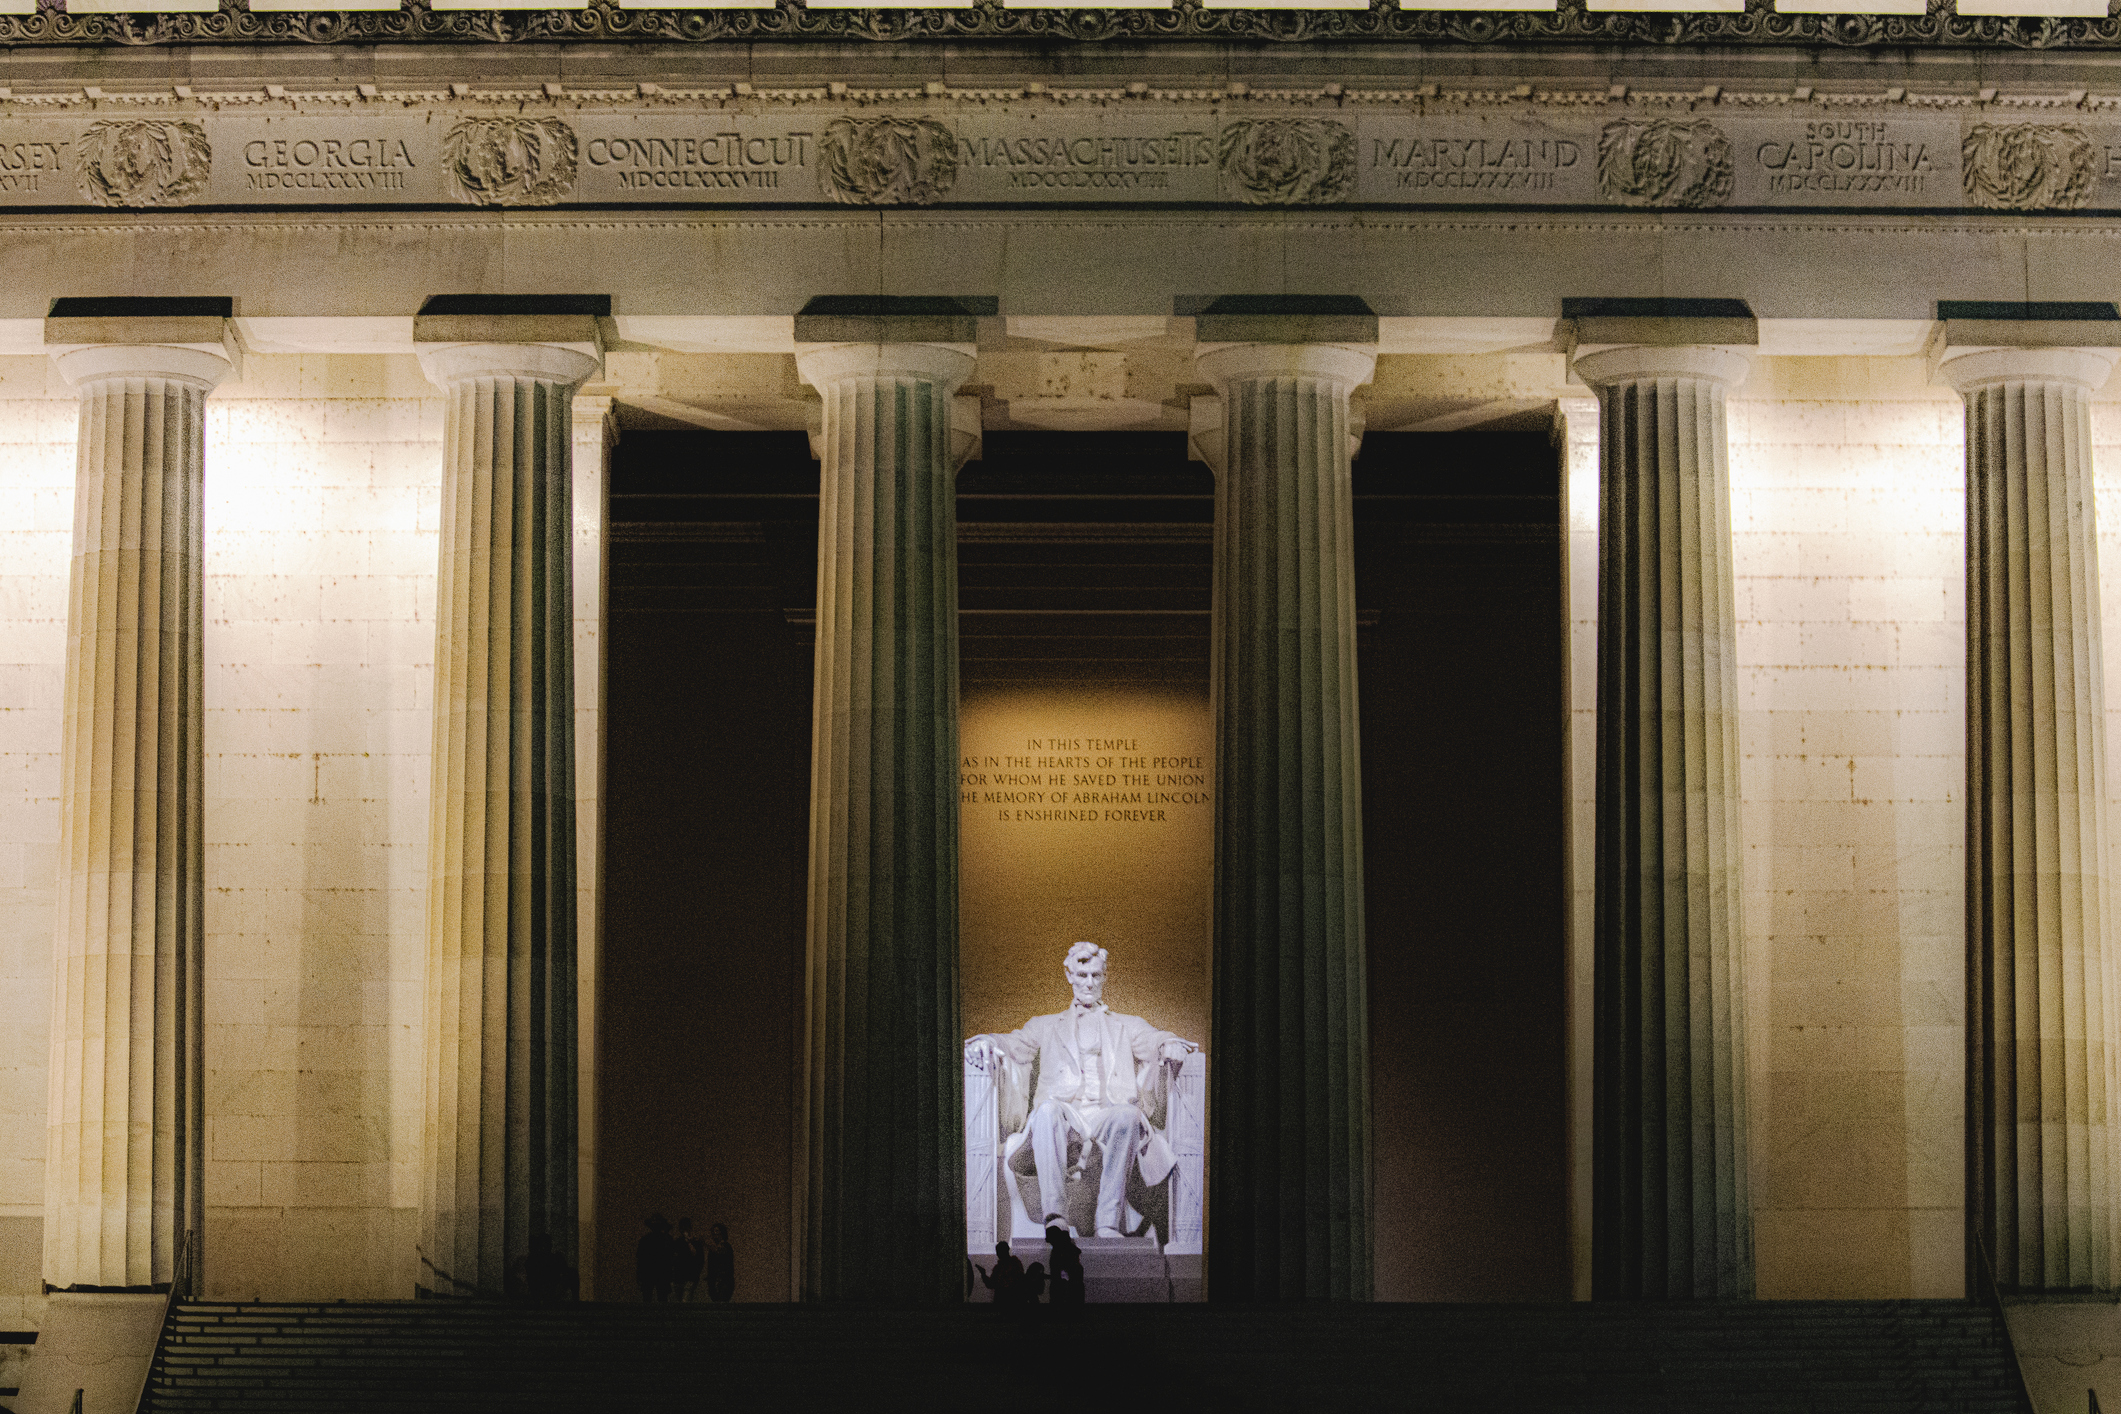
[817,116,959,206]
[444,116,578,207]
[1217,118,1355,206]
[1596,118,1732,210]
[76,120,210,208]
[1961,123,2097,211]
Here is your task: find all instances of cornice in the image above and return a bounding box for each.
[9,0,2121,52]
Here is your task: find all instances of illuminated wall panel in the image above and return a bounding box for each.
[199,355,444,1300]
[1727,360,1965,1300]
[0,363,80,1346]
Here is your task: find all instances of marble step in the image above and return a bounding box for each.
[968,1234,1171,1303]
[140,1299,2028,1414]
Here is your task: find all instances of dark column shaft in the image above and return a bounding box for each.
[44,337,232,1289]
[418,341,597,1297]
[1579,343,1753,1302]
[797,341,974,1303]
[1200,341,1375,1302]
[1949,345,2117,1293]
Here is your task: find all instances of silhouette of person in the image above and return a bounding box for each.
[674,1218,704,1302]
[705,1223,735,1303]
[636,1214,677,1303]
[1046,1226,1085,1308]
[1022,1260,1049,1307]
[521,1230,578,1303]
[978,1240,1025,1305]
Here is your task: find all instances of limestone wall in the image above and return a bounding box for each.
[0,362,80,1338]
[197,355,443,1299]
[1728,359,1967,1299]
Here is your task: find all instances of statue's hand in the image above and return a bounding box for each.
[965,1035,997,1065]
[1158,1039,1195,1065]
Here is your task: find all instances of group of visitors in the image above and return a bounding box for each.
[637,1214,735,1302]
[974,1228,1085,1308]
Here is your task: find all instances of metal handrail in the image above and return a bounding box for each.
[131,1229,195,1414]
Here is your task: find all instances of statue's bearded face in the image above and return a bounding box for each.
[1065,955,1106,1007]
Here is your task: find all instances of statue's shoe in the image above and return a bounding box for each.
[1094,1227,1125,1239]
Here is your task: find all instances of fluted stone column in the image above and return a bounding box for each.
[1196,334,1377,1302]
[794,333,976,1305]
[416,332,600,1298]
[42,325,234,1290]
[1576,342,1754,1301]
[1945,341,2120,1292]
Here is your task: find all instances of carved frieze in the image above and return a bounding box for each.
[76,120,210,208]
[1597,118,1732,209]
[444,116,578,206]
[817,116,959,206]
[1962,122,2098,210]
[3,102,2121,215]
[1218,118,1355,206]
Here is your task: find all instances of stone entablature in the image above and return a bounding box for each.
[5,93,2121,212]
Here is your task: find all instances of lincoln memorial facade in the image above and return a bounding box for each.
[12,16,2121,1379]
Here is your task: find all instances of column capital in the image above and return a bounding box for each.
[1931,303,2121,395]
[1936,345,2117,396]
[414,304,603,389]
[1193,342,1376,394]
[1189,294,1378,348]
[417,340,602,390]
[794,341,977,393]
[1557,298,1757,354]
[1571,344,1752,391]
[792,294,991,349]
[46,314,238,393]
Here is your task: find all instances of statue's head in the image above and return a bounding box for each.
[1064,941,1108,1007]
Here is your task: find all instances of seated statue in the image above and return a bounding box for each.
[966,941,1200,1240]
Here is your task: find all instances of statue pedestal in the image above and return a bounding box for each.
[967,1234,1180,1304]
[1079,1236,1172,1303]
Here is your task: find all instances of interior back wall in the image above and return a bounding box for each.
[596,608,809,1302]
[1360,433,1570,1303]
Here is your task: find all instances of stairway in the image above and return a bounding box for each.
[140,1298,2031,1414]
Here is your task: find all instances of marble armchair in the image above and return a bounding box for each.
[963,1045,1204,1254]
